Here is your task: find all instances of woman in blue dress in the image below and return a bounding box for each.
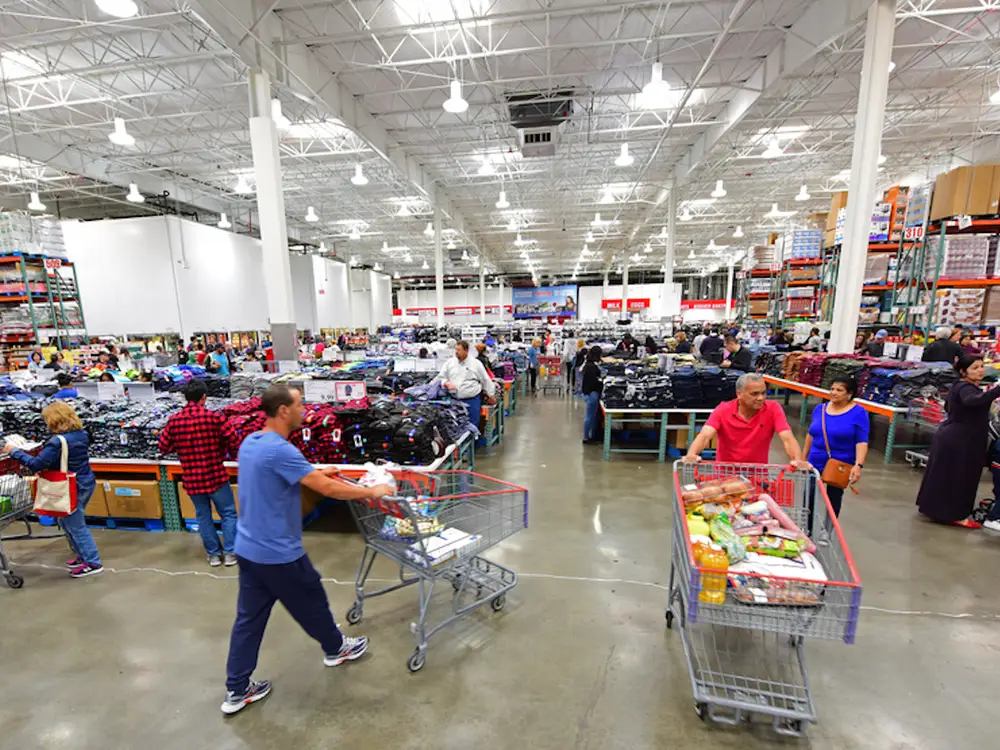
[802,376,869,517]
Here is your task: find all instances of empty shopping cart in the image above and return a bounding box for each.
[666,462,862,736]
[344,469,528,672]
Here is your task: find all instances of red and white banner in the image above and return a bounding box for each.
[680,299,733,311]
[601,298,651,311]
[394,305,513,316]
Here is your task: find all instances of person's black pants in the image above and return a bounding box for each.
[226,554,343,694]
[528,366,537,392]
[826,485,844,517]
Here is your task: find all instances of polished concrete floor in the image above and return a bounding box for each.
[2,394,999,749]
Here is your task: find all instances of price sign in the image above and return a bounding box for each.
[882,342,898,358]
[97,382,125,401]
[44,258,62,276]
[905,344,924,362]
[303,380,337,402]
[278,360,298,373]
[414,359,440,373]
[903,225,925,242]
[957,214,973,230]
[335,381,366,402]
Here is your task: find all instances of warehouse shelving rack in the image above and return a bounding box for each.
[0,253,88,365]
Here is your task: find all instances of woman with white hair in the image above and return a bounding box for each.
[921,326,963,365]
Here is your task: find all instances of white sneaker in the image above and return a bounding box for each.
[324,635,369,666]
[983,519,1000,533]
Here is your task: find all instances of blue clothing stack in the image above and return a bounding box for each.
[671,367,704,408]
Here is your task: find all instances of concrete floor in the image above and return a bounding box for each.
[2,394,999,749]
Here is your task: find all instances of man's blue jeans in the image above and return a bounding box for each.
[461,394,482,429]
[190,483,238,556]
[583,391,601,441]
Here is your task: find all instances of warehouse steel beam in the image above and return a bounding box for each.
[187,0,482,251]
[626,0,875,244]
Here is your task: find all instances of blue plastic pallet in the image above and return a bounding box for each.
[183,518,222,533]
[85,517,164,532]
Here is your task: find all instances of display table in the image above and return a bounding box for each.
[600,404,713,462]
[762,375,909,465]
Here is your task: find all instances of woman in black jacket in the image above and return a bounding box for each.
[582,345,604,444]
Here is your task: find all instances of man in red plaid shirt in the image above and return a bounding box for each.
[159,379,238,567]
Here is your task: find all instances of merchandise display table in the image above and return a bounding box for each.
[762,376,909,465]
[600,404,713,462]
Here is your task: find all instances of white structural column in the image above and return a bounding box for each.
[830,0,896,353]
[725,259,735,321]
[247,69,297,360]
[434,208,444,328]
[664,180,678,317]
[368,270,377,333]
[603,272,610,318]
[498,276,505,321]
[479,265,486,322]
[621,258,630,319]
[345,264,354,329]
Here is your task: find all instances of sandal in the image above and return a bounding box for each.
[948,518,983,529]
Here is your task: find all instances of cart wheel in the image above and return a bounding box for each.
[786,719,805,734]
[490,595,506,612]
[407,650,425,673]
[695,702,707,721]
[665,610,674,629]
[451,575,463,592]
[5,574,23,589]
[346,603,363,625]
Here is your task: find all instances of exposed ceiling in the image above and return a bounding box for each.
[1,0,999,285]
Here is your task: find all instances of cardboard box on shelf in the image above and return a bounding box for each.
[178,483,239,520]
[83,485,110,518]
[967,165,996,216]
[930,164,1000,220]
[823,229,837,248]
[930,169,955,221]
[103,480,163,519]
[984,287,1000,323]
[789,267,820,281]
[749,300,770,316]
[827,192,848,230]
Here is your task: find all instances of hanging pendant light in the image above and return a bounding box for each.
[422,259,429,270]
[762,136,783,158]
[108,116,135,147]
[591,213,603,227]
[319,241,327,254]
[586,231,595,243]
[477,154,495,176]
[506,218,518,232]
[397,202,412,217]
[424,222,434,237]
[639,61,672,109]
[658,226,668,240]
[795,184,810,201]
[404,252,413,263]
[125,183,144,203]
[349,225,361,240]
[234,174,252,194]
[446,238,456,250]
[217,212,232,229]
[495,190,509,209]
[305,206,319,222]
[382,240,390,254]
[461,249,470,261]
[394,271,401,279]
[373,262,383,272]
[680,207,692,221]
[443,79,469,114]
[27,191,45,211]
[600,186,614,204]
[733,225,744,239]
[351,164,368,186]
[95,0,138,19]
[711,180,726,198]
[615,143,634,167]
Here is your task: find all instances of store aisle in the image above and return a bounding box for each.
[2,396,1000,749]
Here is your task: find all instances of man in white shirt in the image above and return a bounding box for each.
[692,328,708,358]
[435,340,497,427]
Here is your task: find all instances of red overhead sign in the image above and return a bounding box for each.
[601,298,650,311]
[680,299,733,310]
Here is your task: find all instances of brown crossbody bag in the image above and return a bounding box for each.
[820,405,853,489]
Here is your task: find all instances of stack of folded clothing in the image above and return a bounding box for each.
[493,361,516,381]
[671,367,704,408]
[797,355,830,387]
[698,367,727,407]
[721,370,741,402]
[781,352,808,382]
[600,376,630,408]
[820,358,868,390]
[636,375,673,409]
[755,351,786,378]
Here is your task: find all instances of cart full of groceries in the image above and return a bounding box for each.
[666,462,862,736]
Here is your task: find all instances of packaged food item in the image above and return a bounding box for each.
[686,514,711,538]
[743,535,805,558]
[696,542,728,605]
[709,512,747,564]
[680,484,706,508]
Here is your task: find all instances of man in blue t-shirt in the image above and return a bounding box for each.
[221,384,394,716]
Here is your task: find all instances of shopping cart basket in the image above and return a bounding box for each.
[0,460,55,590]
[537,356,565,396]
[666,462,862,735]
[343,469,529,672]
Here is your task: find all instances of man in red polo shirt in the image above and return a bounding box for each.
[683,372,805,465]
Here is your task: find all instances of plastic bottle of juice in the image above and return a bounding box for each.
[698,543,728,605]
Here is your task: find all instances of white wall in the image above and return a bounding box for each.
[579,283,669,319]
[400,286,513,323]
[65,215,381,336]
[66,217,182,336]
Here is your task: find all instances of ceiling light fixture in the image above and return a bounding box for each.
[506,218,518,232]
[394,271,400,279]
[615,143,634,167]
[639,61,672,109]
[305,206,319,222]
[271,99,290,130]
[991,87,1000,105]
[688,249,696,260]
[446,239,456,250]
[397,202,412,217]
[404,253,412,263]
[680,207,692,221]
[461,249,470,261]
[443,79,469,114]
[733,225,744,239]
[795,184,810,201]
[877,154,887,166]
[477,154,495,176]
[586,231,595,243]
[382,240,390,254]
[591,213,603,227]
[424,222,434,237]
[515,232,526,246]
[349,225,361,240]
[600,186,614,204]
[373,262,382,272]
[349,256,358,266]
[495,189,510,209]
[658,226,668,240]
[762,136,784,158]
[125,183,144,203]
[217,212,231,229]
[318,242,328,254]
[707,239,718,251]
[765,203,782,218]
[644,242,652,253]
[351,164,368,186]
[888,60,896,73]
[422,259,429,270]
[27,191,45,212]
[108,116,135,147]
[711,180,726,198]
[234,174,252,194]
[94,0,138,19]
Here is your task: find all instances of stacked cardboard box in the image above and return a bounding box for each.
[825,191,849,247]
[983,287,1000,323]
[929,164,1000,221]
[789,229,822,259]
[749,244,776,270]
[937,289,986,326]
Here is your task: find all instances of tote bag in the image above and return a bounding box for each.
[33,435,78,517]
